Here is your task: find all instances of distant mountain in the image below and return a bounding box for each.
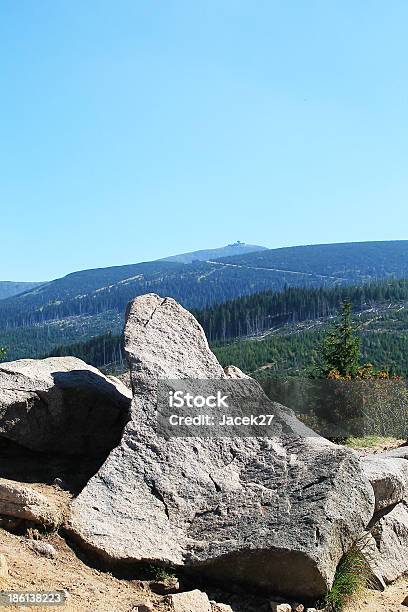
[3,240,408,361]
[46,278,408,375]
[160,241,267,264]
[0,281,44,300]
[215,240,408,282]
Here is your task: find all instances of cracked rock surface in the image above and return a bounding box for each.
[0,357,131,456]
[67,293,375,600]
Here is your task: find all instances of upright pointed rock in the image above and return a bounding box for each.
[67,294,374,600]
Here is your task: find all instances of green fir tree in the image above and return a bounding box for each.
[319,301,360,378]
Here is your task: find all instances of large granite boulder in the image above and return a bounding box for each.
[0,357,131,456]
[361,455,408,511]
[67,294,374,600]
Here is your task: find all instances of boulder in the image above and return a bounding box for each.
[67,294,375,600]
[369,502,408,583]
[169,590,211,612]
[358,532,386,590]
[361,456,408,511]
[0,478,61,528]
[0,357,131,456]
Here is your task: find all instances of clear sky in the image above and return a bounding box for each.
[1,1,408,281]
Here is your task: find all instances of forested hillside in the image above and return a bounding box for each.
[3,240,408,362]
[194,279,408,343]
[216,240,408,281]
[36,278,408,379]
[0,259,330,332]
[213,323,408,378]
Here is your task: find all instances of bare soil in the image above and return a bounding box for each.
[0,527,171,612]
[345,578,408,611]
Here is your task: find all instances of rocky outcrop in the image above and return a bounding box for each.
[0,357,131,456]
[360,452,408,586]
[67,294,375,600]
[0,479,62,528]
[370,502,408,583]
[362,456,408,511]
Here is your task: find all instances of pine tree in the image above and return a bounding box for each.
[319,301,360,378]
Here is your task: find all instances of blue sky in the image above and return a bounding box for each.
[1,1,408,281]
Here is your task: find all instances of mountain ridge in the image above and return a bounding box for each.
[0,281,45,300]
[3,239,408,361]
[160,241,267,263]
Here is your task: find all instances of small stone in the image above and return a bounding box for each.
[270,604,292,612]
[53,478,67,490]
[211,603,233,612]
[0,554,8,579]
[27,539,58,559]
[292,604,304,612]
[169,590,212,612]
[132,605,154,612]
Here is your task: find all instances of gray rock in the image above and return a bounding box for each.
[0,478,61,528]
[370,446,408,460]
[224,365,250,379]
[0,357,131,456]
[358,532,386,591]
[369,502,408,583]
[27,539,58,559]
[361,456,408,511]
[67,294,375,600]
[169,590,211,612]
[124,294,225,380]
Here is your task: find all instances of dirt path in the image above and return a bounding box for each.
[0,528,169,612]
[345,578,408,611]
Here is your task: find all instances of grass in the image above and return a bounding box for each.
[148,565,178,584]
[344,435,400,449]
[325,545,370,611]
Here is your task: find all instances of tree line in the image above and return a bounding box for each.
[193,279,408,343]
